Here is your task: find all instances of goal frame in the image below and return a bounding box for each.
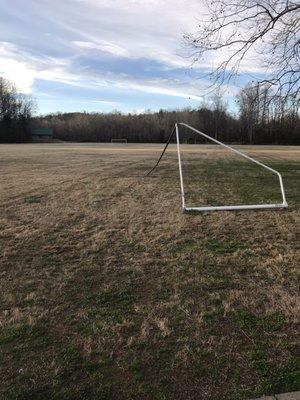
[111,138,128,144]
[175,123,288,213]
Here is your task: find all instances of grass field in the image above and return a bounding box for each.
[0,143,299,400]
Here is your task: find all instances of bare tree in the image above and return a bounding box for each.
[184,0,300,102]
[237,84,261,143]
[209,88,227,140]
[0,77,36,142]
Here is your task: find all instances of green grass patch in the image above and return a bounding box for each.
[24,195,44,204]
[235,310,285,333]
[205,237,241,254]
[0,324,49,349]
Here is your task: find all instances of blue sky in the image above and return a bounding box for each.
[0,0,261,115]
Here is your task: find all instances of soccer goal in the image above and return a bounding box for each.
[111,138,127,144]
[146,122,288,213]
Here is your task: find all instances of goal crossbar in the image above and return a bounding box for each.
[146,122,288,213]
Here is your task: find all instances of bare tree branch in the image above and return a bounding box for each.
[184,0,300,101]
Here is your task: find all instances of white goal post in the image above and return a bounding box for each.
[111,138,127,144]
[175,123,288,213]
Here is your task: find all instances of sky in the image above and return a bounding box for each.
[0,0,260,115]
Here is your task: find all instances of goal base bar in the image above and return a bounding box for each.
[184,203,288,212]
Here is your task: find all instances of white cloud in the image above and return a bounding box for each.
[0,38,206,101]
[0,43,35,93]
[73,40,129,58]
[0,41,71,93]
[90,100,120,106]
[0,57,35,93]
[0,0,248,109]
[41,0,207,68]
[35,61,204,101]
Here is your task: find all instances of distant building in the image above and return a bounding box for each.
[31,128,53,140]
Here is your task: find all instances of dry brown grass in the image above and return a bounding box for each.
[0,143,299,400]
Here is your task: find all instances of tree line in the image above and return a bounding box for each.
[35,84,299,144]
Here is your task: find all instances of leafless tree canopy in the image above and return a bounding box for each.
[0,77,36,142]
[184,0,300,102]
